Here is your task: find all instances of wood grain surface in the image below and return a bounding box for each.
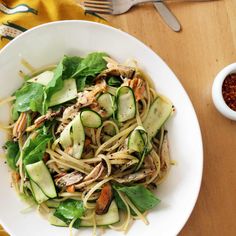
[104,0,236,235]
[1,0,236,235]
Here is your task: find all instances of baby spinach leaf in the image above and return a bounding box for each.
[107,76,122,87]
[4,141,20,170]
[54,199,84,228]
[73,52,108,78]
[76,77,87,92]
[23,132,51,165]
[113,184,160,213]
[14,83,44,114]
[62,56,83,80]
[45,60,64,101]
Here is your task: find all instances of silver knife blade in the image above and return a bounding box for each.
[154,2,181,32]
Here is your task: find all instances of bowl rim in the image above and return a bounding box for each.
[0,20,204,236]
[212,62,236,120]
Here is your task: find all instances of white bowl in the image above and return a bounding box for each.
[0,21,203,236]
[212,63,236,120]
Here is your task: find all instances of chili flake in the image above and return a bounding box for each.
[222,73,236,111]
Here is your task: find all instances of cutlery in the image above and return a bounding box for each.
[83,0,217,15]
[154,2,181,31]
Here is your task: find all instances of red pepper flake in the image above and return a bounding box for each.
[222,73,236,111]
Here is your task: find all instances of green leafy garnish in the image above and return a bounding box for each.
[23,132,51,165]
[73,52,108,78]
[107,76,122,87]
[4,141,20,170]
[113,184,160,213]
[14,83,44,114]
[54,199,84,228]
[45,60,64,102]
[62,56,82,80]
[72,52,108,91]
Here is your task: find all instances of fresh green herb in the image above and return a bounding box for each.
[54,199,84,228]
[113,184,160,213]
[73,52,108,78]
[62,56,82,80]
[12,105,19,121]
[76,77,86,92]
[23,132,51,165]
[4,141,20,170]
[14,83,44,114]
[107,76,122,87]
[45,60,64,102]
[72,52,108,90]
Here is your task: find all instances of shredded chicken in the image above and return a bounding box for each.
[12,112,27,140]
[75,163,104,189]
[144,155,155,170]
[123,77,146,101]
[57,80,107,133]
[55,171,83,188]
[26,109,61,132]
[96,65,135,80]
[114,168,154,183]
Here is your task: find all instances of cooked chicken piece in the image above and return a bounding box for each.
[96,65,135,80]
[13,112,27,140]
[55,171,83,188]
[123,77,146,101]
[144,155,155,170]
[60,80,107,125]
[26,109,61,132]
[95,183,113,215]
[75,163,104,189]
[114,168,154,183]
[160,133,170,172]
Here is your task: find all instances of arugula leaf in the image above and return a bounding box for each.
[45,60,64,102]
[113,184,160,213]
[54,199,84,228]
[4,141,20,170]
[73,52,108,78]
[107,76,122,87]
[62,56,82,80]
[14,83,44,114]
[23,132,51,165]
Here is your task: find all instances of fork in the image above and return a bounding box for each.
[83,0,217,15]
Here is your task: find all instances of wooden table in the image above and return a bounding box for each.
[1,1,236,235]
[105,0,236,235]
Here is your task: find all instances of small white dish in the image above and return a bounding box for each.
[212,63,236,120]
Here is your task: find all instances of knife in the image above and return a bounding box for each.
[154,2,181,32]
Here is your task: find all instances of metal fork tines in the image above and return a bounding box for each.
[83,0,218,15]
[83,0,113,14]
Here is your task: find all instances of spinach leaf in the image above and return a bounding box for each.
[113,189,126,210]
[14,83,44,114]
[4,141,20,170]
[54,199,84,228]
[45,60,64,102]
[23,132,51,165]
[76,77,86,92]
[62,56,82,80]
[113,184,160,213]
[107,76,122,87]
[73,52,108,78]
[12,105,19,121]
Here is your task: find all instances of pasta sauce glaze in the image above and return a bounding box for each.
[222,73,236,111]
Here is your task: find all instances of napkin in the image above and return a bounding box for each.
[0,0,107,235]
[0,0,107,49]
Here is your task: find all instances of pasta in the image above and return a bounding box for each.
[1,52,173,233]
